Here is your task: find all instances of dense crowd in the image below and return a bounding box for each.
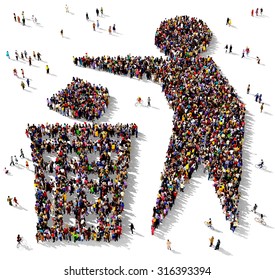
[47,77,109,121]
[73,15,245,232]
[27,120,138,242]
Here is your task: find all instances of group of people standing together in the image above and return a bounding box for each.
[27,119,138,243]
[47,77,109,121]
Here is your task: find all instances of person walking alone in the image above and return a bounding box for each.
[130,223,135,234]
[10,156,15,166]
[20,148,24,158]
[14,155,18,164]
[46,65,49,74]
[21,81,25,90]
[260,103,264,113]
[247,84,250,94]
[252,203,258,213]
[166,239,172,250]
[147,97,151,107]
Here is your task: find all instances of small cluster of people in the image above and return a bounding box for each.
[13,11,26,26]
[7,196,19,206]
[226,17,232,26]
[26,121,138,242]
[224,44,233,53]
[47,77,109,121]
[74,15,244,232]
[251,8,263,17]
[209,236,220,250]
[8,49,42,89]
[12,49,42,62]
[13,11,38,25]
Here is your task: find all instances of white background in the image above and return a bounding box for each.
[0,0,275,279]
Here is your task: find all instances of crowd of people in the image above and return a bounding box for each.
[73,15,245,232]
[47,77,109,121]
[27,120,138,242]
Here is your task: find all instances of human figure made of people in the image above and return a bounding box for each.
[74,15,244,234]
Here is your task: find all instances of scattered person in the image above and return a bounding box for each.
[7,196,13,206]
[258,94,262,103]
[225,44,228,53]
[3,167,9,174]
[252,204,258,213]
[245,47,250,56]
[17,234,22,246]
[166,239,172,250]
[13,197,19,206]
[258,159,264,169]
[209,236,214,247]
[15,50,19,60]
[147,97,151,107]
[260,103,264,113]
[130,223,135,234]
[21,81,25,90]
[14,155,18,164]
[10,156,15,166]
[20,148,25,158]
[214,239,220,250]
[247,84,250,94]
